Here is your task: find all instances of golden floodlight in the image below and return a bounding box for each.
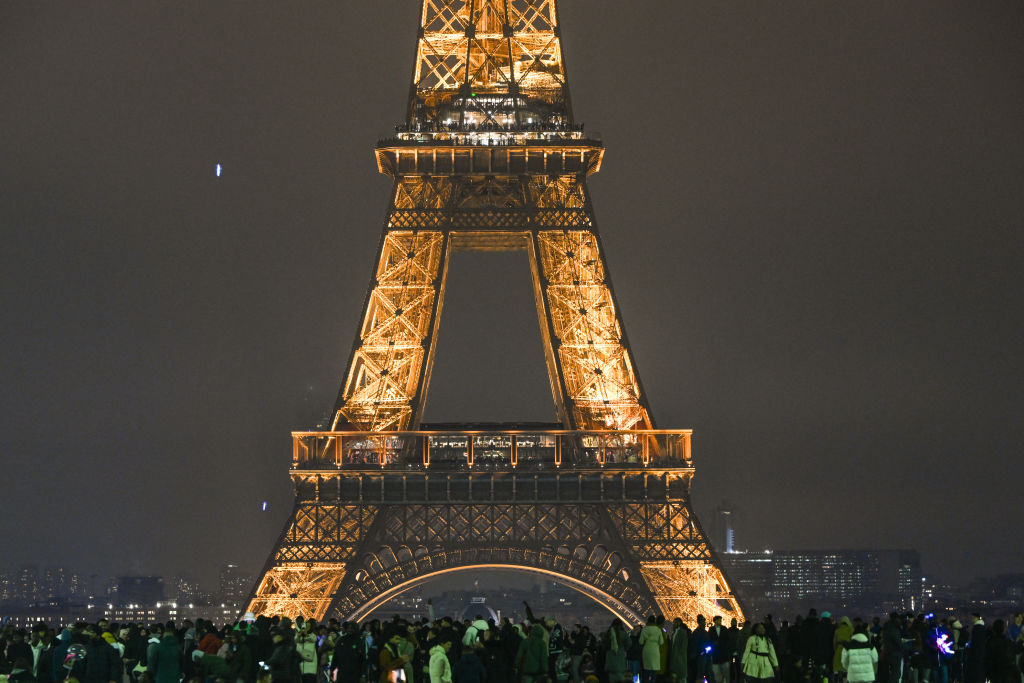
[248,0,744,625]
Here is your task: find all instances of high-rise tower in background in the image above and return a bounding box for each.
[248,0,743,623]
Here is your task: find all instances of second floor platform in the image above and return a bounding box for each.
[291,427,693,473]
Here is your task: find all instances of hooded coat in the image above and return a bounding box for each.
[516,624,549,676]
[428,644,452,683]
[833,618,854,672]
[841,633,878,683]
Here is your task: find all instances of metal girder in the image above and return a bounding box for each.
[249,0,746,625]
[639,561,744,624]
[332,174,652,433]
[247,467,744,624]
[247,564,348,621]
[412,1,570,125]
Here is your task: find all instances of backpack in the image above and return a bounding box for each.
[554,652,572,681]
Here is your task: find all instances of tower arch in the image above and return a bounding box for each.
[342,562,643,624]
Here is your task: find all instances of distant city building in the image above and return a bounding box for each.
[710,503,738,556]
[41,567,66,599]
[18,565,40,602]
[218,565,252,612]
[724,549,922,615]
[167,575,202,602]
[116,576,164,607]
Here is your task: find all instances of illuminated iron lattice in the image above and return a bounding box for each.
[248,0,744,624]
[247,565,347,620]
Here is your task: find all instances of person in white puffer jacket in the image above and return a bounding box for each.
[429,640,453,683]
[841,631,879,683]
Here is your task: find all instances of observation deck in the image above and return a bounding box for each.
[292,428,691,471]
[375,122,604,177]
[290,429,696,505]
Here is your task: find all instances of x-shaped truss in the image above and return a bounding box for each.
[248,564,348,620]
[336,231,445,431]
[639,561,744,624]
[414,1,567,122]
[538,230,649,430]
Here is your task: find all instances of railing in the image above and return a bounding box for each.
[291,429,693,471]
[379,124,601,149]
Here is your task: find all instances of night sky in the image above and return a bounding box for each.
[2,2,1023,589]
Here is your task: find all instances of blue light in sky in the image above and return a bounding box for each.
[215,163,222,177]
[261,501,267,511]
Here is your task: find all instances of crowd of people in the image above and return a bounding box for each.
[1,604,1021,683]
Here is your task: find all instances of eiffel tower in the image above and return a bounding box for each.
[247,0,743,624]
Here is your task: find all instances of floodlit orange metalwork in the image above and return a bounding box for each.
[247,565,347,621]
[290,428,692,469]
[249,0,744,624]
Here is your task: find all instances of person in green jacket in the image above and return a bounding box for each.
[147,633,181,683]
[516,624,549,683]
[670,619,689,683]
[833,617,854,676]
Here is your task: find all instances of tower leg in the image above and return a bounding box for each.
[333,227,447,432]
[247,564,348,620]
[639,560,743,623]
[246,492,379,620]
